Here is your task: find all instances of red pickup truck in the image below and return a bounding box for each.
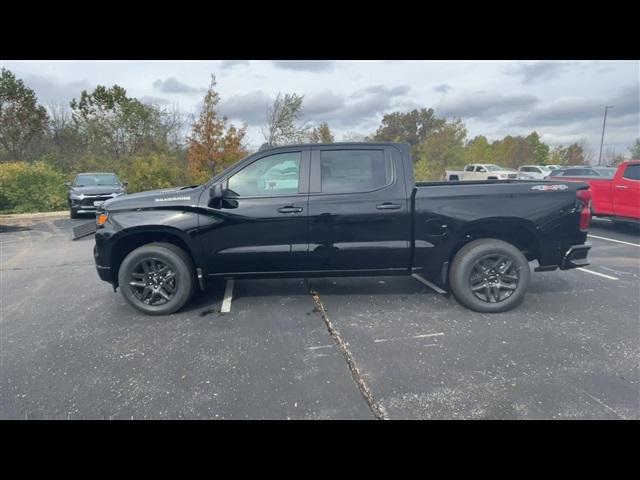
[552,160,640,225]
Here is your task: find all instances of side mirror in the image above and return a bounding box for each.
[210,183,224,200]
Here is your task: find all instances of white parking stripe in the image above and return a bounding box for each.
[220,279,234,313]
[576,268,619,280]
[411,273,447,294]
[587,234,640,247]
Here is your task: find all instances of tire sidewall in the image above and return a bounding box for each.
[450,239,531,313]
[118,245,194,315]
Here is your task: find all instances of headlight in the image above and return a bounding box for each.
[111,191,125,197]
[499,174,507,179]
[69,192,85,200]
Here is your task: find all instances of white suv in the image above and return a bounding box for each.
[518,165,552,180]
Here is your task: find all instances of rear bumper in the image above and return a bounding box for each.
[559,242,591,270]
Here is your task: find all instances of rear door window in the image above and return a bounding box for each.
[623,164,640,180]
[320,149,392,194]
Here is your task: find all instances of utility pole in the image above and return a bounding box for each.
[598,105,614,165]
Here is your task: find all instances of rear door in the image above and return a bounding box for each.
[613,163,640,219]
[306,145,412,272]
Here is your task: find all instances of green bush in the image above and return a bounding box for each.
[0,161,68,213]
[119,154,193,193]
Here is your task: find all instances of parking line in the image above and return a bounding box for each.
[587,234,640,248]
[576,268,619,281]
[220,279,234,313]
[411,273,447,294]
[374,333,444,343]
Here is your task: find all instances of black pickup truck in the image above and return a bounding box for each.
[94,142,592,315]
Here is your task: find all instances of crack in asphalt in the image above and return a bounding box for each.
[307,283,387,420]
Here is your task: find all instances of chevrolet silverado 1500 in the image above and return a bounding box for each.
[94,143,592,315]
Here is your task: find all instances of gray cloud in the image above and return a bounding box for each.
[217,90,272,125]
[437,91,540,119]
[153,77,201,94]
[220,60,250,68]
[303,90,345,116]
[272,61,336,72]
[19,74,94,106]
[351,84,411,99]
[138,95,171,106]
[512,85,639,128]
[504,61,579,83]
[434,84,453,93]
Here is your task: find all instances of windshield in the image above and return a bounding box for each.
[74,173,120,186]
[485,165,502,172]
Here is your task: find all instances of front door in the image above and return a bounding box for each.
[199,148,311,275]
[306,145,412,273]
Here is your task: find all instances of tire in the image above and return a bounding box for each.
[70,208,78,219]
[449,238,530,313]
[117,242,195,315]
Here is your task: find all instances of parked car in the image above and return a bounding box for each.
[67,172,126,218]
[546,166,616,179]
[94,142,592,316]
[546,165,563,171]
[445,164,519,181]
[518,165,552,180]
[549,160,639,225]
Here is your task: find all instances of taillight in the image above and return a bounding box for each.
[577,189,591,232]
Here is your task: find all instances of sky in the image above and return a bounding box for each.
[2,60,639,158]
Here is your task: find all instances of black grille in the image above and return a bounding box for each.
[79,196,111,207]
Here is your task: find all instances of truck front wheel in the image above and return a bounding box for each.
[449,239,530,313]
[118,242,195,315]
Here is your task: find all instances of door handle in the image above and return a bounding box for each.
[376,203,401,210]
[615,185,629,189]
[277,206,303,213]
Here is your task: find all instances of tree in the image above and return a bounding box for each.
[262,93,308,146]
[525,131,549,165]
[373,108,445,147]
[308,122,334,143]
[414,119,467,180]
[70,84,167,159]
[187,75,248,183]
[629,138,640,159]
[0,68,49,161]
[464,135,493,164]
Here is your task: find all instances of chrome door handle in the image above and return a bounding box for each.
[277,206,303,213]
[376,203,401,210]
[615,185,629,189]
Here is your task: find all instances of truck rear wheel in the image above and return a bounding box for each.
[118,242,195,315]
[449,238,530,313]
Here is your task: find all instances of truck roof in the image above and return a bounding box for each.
[257,141,409,151]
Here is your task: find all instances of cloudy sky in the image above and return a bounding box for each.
[2,60,639,156]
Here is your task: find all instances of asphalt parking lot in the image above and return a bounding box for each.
[1,214,638,419]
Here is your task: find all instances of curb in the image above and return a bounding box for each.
[0,211,69,221]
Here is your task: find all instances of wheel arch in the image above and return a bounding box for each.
[448,218,542,268]
[109,226,199,288]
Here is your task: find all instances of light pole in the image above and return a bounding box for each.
[598,105,614,165]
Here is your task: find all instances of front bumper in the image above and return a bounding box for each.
[94,244,113,283]
[560,242,591,270]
